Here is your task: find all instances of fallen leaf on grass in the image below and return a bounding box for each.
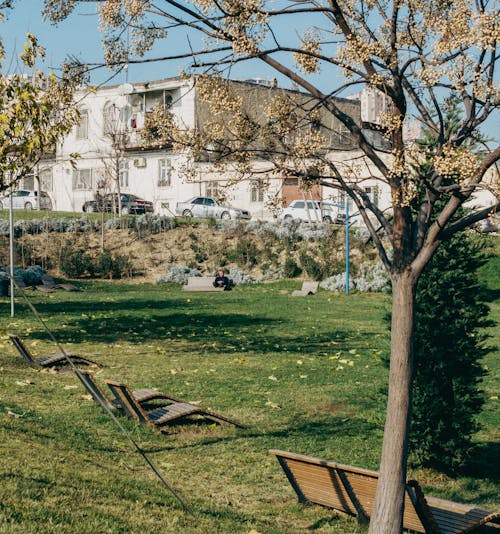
[265,401,280,409]
[15,380,34,386]
[81,394,93,401]
[7,410,24,418]
[63,385,78,390]
[268,375,278,382]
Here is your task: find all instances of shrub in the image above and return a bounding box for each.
[226,237,260,267]
[95,249,133,279]
[60,247,94,278]
[299,250,324,281]
[408,232,491,470]
[382,232,491,470]
[283,253,302,278]
[227,267,258,285]
[157,265,201,285]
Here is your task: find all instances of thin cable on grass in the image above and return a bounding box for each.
[10,276,194,516]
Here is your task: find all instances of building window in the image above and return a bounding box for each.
[73,169,92,190]
[76,109,89,139]
[21,174,35,190]
[250,181,264,202]
[338,124,351,146]
[363,186,379,208]
[158,159,172,187]
[39,168,53,191]
[205,181,220,198]
[284,177,299,186]
[103,102,116,135]
[119,160,129,188]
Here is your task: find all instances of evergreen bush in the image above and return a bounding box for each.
[407,232,491,470]
[60,247,94,278]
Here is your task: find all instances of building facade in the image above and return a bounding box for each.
[21,76,392,222]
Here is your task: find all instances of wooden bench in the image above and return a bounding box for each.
[107,381,244,429]
[182,277,224,292]
[291,281,319,297]
[270,450,499,533]
[9,334,102,369]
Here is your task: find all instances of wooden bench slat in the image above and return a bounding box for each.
[271,450,498,534]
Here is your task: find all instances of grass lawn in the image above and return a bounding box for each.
[0,277,498,533]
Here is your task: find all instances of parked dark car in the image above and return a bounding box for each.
[82,193,154,214]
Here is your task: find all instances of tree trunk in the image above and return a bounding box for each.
[369,270,416,534]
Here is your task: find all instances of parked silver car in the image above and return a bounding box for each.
[0,190,52,210]
[175,196,251,220]
[278,200,344,224]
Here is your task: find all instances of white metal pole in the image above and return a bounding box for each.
[9,179,15,317]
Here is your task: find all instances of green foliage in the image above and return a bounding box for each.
[410,232,492,470]
[0,37,79,192]
[60,246,94,278]
[226,237,260,267]
[60,245,132,279]
[299,250,322,280]
[95,249,132,279]
[283,253,302,278]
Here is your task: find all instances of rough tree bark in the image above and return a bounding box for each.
[369,271,417,533]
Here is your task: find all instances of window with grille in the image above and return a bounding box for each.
[39,168,53,191]
[119,160,129,188]
[205,181,220,198]
[338,124,352,146]
[250,181,264,202]
[103,102,116,135]
[73,169,92,190]
[76,109,89,139]
[363,186,379,207]
[158,159,172,187]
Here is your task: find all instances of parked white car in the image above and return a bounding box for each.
[278,200,344,224]
[0,190,52,210]
[175,196,251,220]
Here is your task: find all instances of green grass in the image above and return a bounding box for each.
[0,277,498,533]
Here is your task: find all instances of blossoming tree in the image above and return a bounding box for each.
[44,1,499,532]
[0,14,80,193]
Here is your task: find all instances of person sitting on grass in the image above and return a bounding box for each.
[213,270,231,290]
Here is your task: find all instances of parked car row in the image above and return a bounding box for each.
[0,191,346,225]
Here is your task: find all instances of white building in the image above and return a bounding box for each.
[21,76,392,221]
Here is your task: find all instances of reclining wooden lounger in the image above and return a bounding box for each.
[37,274,81,292]
[107,381,244,429]
[182,277,224,292]
[9,334,102,369]
[270,450,499,533]
[75,370,190,412]
[291,281,319,297]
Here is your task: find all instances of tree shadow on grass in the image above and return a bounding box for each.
[460,441,500,481]
[24,310,364,358]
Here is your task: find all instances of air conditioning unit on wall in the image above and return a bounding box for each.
[133,157,147,168]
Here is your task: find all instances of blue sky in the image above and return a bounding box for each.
[1,1,498,140]
[0,0,295,87]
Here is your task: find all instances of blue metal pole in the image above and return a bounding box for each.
[345,201,349,295]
